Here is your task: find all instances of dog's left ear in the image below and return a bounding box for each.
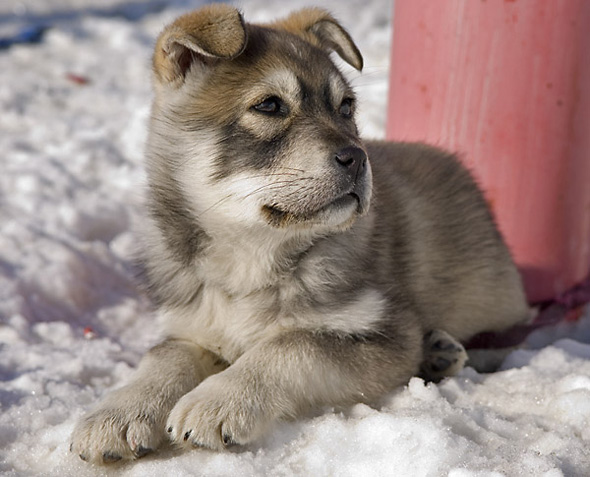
[272,8,363,71]
[153,4,247,87]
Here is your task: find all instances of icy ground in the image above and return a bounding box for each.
[1,0,589,475]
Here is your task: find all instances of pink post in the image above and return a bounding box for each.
[386,0,590,303]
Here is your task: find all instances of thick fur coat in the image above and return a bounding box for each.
[71,5,529,464]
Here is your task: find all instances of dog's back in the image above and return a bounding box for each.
[365,140,528,341]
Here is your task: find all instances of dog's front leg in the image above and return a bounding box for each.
[166,326,422,450]
[70,339,226,463]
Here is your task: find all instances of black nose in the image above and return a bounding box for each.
[334,146,367,181]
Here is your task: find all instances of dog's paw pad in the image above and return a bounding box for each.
[421,329,468,382]
[430,357,452,373]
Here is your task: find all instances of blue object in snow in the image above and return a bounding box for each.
[0,25,48,49]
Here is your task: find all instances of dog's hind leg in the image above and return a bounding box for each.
[420,329,468,382]
[420,329,521,380]
[70,339,226,464]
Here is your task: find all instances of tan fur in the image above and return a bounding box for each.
[153,4,247,85]
[269,8,363,70]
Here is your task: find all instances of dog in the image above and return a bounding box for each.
[70,4,529,463]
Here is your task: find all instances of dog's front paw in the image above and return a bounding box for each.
[166,371,270,451]
[70,384,167,464]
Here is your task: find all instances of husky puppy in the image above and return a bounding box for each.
[71,5,529,463]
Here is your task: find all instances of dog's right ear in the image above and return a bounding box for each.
[153,4,247,87]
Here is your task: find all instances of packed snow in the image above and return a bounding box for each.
[1,0,589,475]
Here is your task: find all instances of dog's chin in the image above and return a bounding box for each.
[262,192,368,231]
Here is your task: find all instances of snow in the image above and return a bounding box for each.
[1,0,589,475]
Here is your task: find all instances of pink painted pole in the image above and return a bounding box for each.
[386,0,590,303]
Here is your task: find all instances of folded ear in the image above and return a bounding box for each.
[153,4,247,86]
[272,8,363,71]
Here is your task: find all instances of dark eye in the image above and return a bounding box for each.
[339,98,354,118]
[252,96,285,115]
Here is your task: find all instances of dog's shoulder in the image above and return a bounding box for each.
[366,140,475,191]
[365,140,493,229]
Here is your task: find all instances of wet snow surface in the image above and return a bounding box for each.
[1,0,589,475]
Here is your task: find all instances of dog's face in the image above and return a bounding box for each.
[149,6,372,235]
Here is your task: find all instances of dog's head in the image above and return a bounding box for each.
[149,5,372,236]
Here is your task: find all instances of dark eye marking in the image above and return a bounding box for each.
[252,96,287,116]
[339,98,355,118]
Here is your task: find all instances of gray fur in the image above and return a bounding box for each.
[71,5,529,464]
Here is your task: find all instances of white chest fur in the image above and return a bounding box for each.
[159,229,299,361]
[161,284,281,362]
[159,228,387,363]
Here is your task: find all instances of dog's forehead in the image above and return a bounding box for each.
[253,67,349,103]
[258,69,300,96]
[241,26,351,94]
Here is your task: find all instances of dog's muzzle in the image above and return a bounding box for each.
[335,146,370,213]
[262,145,371,228]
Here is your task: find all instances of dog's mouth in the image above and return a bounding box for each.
[262,192,362,228]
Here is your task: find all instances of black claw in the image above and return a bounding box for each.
[102,451,122,463]
[134,446,152,458]
[167,426,173,433]
[69,443,73,453]
[79,453,88,462]
[222,433,237,447]
[183,430,192,442]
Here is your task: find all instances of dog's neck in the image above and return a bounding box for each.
[196,224,317,297]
